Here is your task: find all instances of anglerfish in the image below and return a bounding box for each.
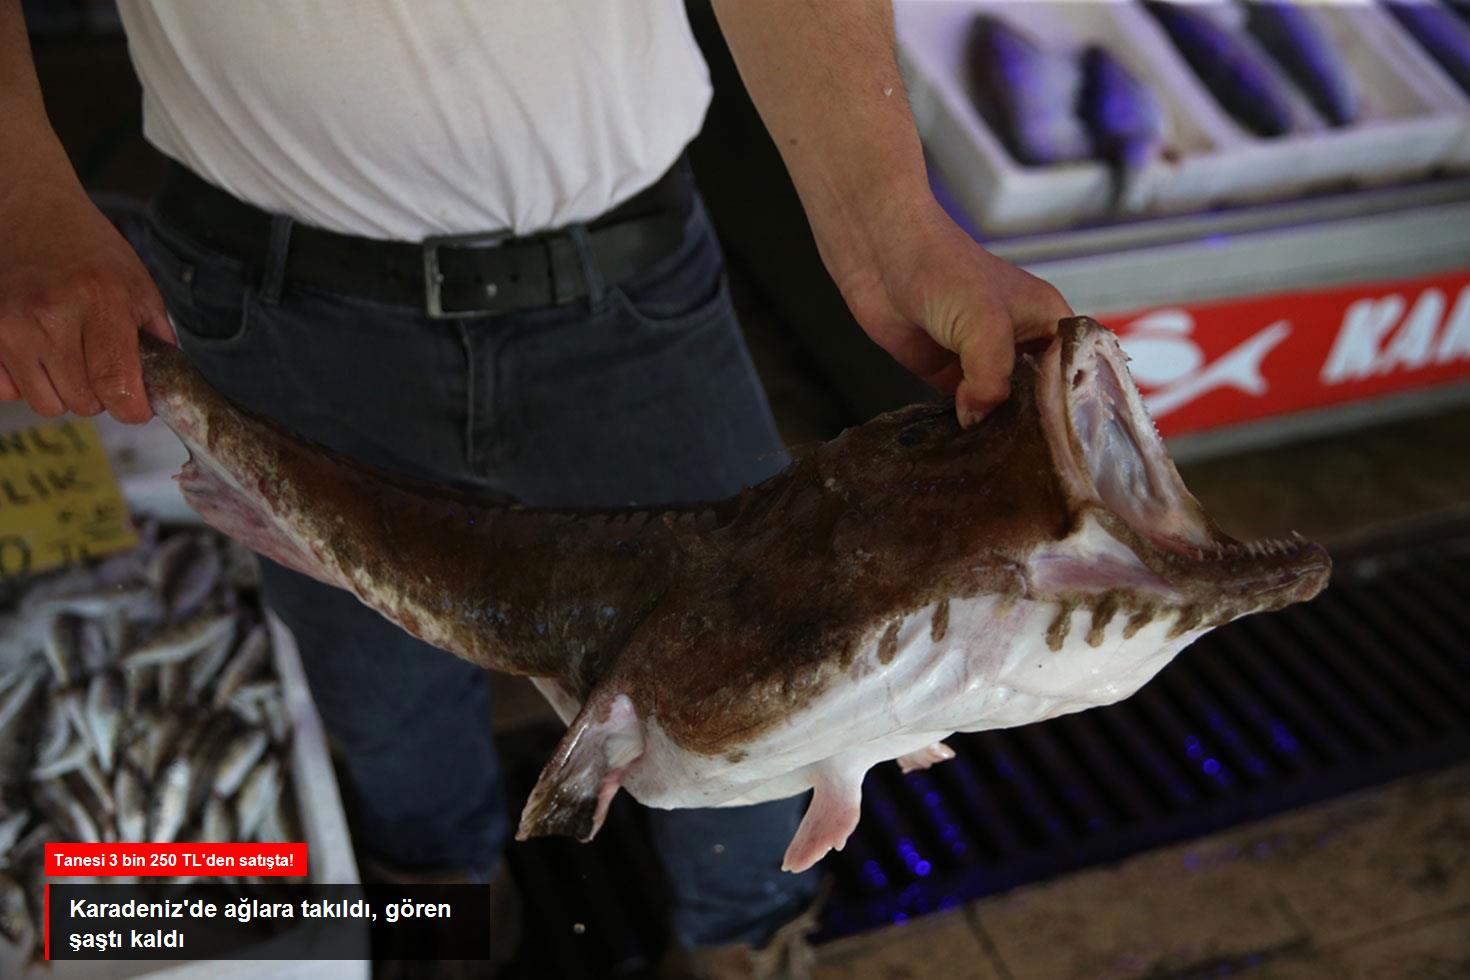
[139,317,1330,872]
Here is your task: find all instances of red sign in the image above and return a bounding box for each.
[1097,268,1470,437]
[44,842,308,877]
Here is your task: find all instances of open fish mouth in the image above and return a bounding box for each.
[1042,318,1330,604]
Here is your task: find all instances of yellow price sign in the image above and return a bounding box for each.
[0,419,138,580]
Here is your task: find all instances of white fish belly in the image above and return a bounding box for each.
[621,595,1206,810]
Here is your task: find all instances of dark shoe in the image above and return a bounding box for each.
[660,884,826,980]
[363,858,522,979]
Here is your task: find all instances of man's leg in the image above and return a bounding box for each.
[484,199,821,949]
[143,214,507,876]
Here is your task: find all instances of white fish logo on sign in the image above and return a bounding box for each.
[1117,309,1292,417]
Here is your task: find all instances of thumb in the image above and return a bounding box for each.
[952,314,1016,428]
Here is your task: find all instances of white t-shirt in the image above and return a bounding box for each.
[115,1,713,240]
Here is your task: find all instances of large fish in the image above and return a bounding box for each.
[1386,0,1470,95]
[967,15,1095,166]
[1077,45,1167,209]
[1146,1,1296,137]
[1245,1,1360,126]
[138,318,1330,871]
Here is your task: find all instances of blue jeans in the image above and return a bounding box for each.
[144,187,818,948]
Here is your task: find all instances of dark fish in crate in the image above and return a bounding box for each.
[1246,1,1361,125]
[1147,0,1296,136]
[967,14,1094,166]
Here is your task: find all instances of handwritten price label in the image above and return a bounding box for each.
[0,419,136,579]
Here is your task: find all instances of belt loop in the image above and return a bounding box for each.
[567,224,605,305]
[258,213,294,306]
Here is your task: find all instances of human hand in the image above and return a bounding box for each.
[0,174,174,423]
[833,205,1073,427]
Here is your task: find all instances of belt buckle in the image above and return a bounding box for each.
[422,230,513,319]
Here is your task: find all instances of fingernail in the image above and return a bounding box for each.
[958,406,982,428]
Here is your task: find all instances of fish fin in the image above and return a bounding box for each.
[517,692,642,843]
[782,763,865,873]
[175,456,339,587]
[897,741,956,774]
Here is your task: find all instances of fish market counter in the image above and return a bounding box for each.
[892,0,1470,458]
[976,177,1470,459]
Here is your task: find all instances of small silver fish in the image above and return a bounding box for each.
[214,729,270,797]
[9,820,53,866]
[122,611,235,670]
[123,663,149,717]
[230,697,265,727]
[42,615,80,686]
[185,713,238,814]
[150,532,223,620]
[80,757,115,816]
[140,713,183,783]
[39,780,101,843]
[255,793,297,844]
[30,738,90,780]
[0,811,28,864]
[0,871,31,945]
[149,757,193,844]
[158,661,183,709]
[201,796,234,843]
[187,629,237,700]
[114,767,147,842]
[38,584,165,624]
[234,756,281,840]
[86,671,125,773]
[261,697,292,745]
[222,539,260,590]
[35,691,74,764]
[76,617,113,674]
[212,623,271,709]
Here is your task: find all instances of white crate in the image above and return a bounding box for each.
[1143,0,1470,211]
[898,0,1155,233]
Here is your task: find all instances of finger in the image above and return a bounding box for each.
[952,314,1016,428]
[1010,277,1074,343]
[138,291,177,345]
[0,364,19,401]
[7,356,67,418]
[83,318,151,424]
[40,329,105,417]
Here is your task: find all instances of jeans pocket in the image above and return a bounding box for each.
[608,200,728,331]
[143,221,258,347]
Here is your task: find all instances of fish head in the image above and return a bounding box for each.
[1028,316,1330,630]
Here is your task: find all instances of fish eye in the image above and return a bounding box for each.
[897,427,926,447]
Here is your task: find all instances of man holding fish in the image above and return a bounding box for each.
[0,1,1070,974]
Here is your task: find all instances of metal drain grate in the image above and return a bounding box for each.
[497,534,1470,975]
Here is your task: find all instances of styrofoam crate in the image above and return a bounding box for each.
[897,0,1183,233]
[1368,0,1470,170]
[1140,0,1470,210]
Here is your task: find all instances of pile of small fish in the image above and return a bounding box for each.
[967,14,1168,189]
[1146,0,1360,135]
[0,521,300,959]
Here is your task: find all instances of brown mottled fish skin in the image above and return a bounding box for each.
[139,320,1331,849]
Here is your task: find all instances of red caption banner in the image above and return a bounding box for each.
[1098,267,1470,438]
[45,843,308,878]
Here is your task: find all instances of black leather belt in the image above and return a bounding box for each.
[152,159,694,318]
